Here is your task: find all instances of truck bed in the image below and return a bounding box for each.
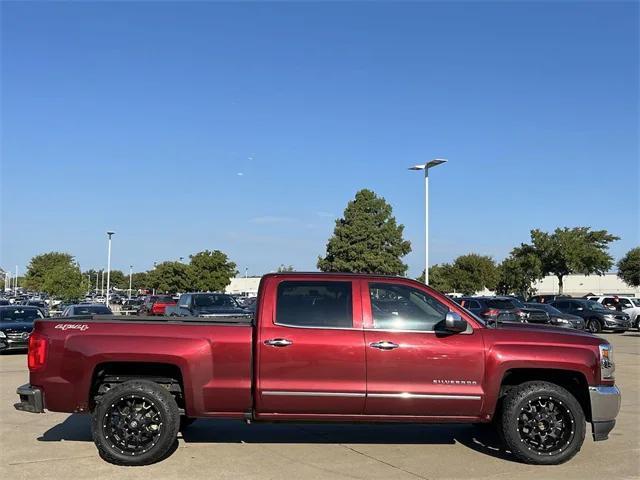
[63,314,254,324]
[30,315,254,417]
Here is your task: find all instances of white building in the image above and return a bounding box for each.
[532,273,640,297]
[225,277,261,296]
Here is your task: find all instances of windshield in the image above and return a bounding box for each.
[508,298,526,308]
[0,308,43,323]
[193,294,238,308]
[584,300,607,311]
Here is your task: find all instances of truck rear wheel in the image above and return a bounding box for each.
[92,379,180,466]
[499,381,585,465]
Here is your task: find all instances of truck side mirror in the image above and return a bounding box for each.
[445,311,467,333]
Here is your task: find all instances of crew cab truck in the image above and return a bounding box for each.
[14,273,620,466]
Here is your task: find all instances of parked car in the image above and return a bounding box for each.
[15,273,620,466]
[456,296,550,325]
[587,296,640,329]
[138,295,177,316]
[165,293,250,317]
[550,298,631,333]
[524,302,585,330]
[108,294,124,305]
[0,306,44,352]
[242,296,258,313]
[528,294,572,304]
[121,298,143,314]
[61,304,113,317]
[23,299,49,317]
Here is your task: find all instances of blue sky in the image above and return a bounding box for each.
[1,2,638,277]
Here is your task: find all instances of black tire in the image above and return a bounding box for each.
[499,381,585,465]
[586,318,602,333]
[92,379,180,466]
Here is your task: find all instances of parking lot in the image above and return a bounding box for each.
[0,333,637,480]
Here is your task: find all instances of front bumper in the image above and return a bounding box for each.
[589,385,620,441]
[603,318,631,330]
[0,340,28,351]
[14,384,45,413]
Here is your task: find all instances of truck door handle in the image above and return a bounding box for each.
[370,341,399,350]
[264,338,293,347]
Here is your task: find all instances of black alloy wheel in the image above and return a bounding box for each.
[500,381,585,465]
[92,380,180,466]
[103,395,163,456]
[517,396,575,455]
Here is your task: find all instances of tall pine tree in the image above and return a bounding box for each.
[318,189,411,275]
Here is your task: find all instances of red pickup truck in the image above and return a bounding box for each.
[14,273,620,466]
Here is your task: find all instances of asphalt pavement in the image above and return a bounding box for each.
[1,332,638,480]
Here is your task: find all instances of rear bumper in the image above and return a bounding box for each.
[589,385,620,441]
[14,384,45,413]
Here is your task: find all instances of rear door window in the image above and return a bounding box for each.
[276,281,353,328]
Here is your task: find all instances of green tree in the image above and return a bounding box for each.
[617,247,640,287]
[106,270,127,289]
[416,264,456,293]
[522,227,619,294]
[24,252,76,292]
[318,189,411,275]
[450,254,499,294]
[188,250,237,292]
[277,264,295,272]
[130,272,150,291]
[496,248,543,297]
[39,261,85,301]
[148,262,192,293]
[417,255,498,294]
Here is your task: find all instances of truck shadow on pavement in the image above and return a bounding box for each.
[38,414,516,462]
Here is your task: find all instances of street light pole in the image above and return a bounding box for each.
[409,159,448,285]
[14,266,18,296]
[106,232,115,309]
[128,265,133,299]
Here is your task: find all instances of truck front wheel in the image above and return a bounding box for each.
[499,381,585,465]
[92,379,180,466]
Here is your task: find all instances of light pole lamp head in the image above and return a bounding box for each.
[408,158,448,171]
[107,231,115,238]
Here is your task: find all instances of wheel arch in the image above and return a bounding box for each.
[498,368,592,422]
[90,361,186,413]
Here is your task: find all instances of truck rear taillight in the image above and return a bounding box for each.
[28,332,47,371]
